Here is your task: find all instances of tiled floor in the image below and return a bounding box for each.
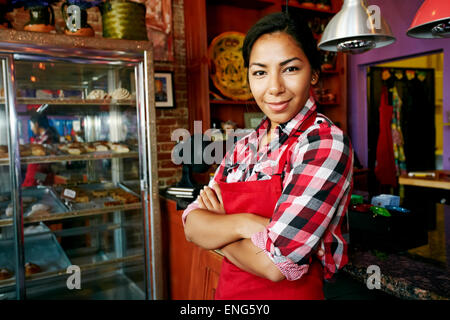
[323,272,399,300]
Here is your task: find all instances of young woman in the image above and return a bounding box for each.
[182,12,353,300]
[22,111,59,187]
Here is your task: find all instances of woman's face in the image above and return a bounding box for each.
[248,32,318,129]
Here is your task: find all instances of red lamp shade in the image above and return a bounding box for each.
[407,0,450,38]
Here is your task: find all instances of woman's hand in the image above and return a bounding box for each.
[197,183,225,214]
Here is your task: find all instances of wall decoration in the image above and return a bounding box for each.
[145,0,173,61]
[155,72,174,108]
[244,112,265,129]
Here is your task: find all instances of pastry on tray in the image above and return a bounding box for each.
[87,89,108,100]
[0,268,13,280]
[110,88,131,100]
[84,143,97,153]
[109,143,129,153]
[25,262,41,276]
[30,144,46,156]
[91,190,108,198]
[104,200,123,207]
[27,203,51,218]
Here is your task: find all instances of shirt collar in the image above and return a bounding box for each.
[253,96,317,140]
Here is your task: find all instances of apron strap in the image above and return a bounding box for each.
[275,110,317,176]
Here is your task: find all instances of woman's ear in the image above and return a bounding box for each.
[311,71,319,86]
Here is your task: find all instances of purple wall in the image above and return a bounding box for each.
[348,0,450,169]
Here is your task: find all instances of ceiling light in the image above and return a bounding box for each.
[318,0,395,53]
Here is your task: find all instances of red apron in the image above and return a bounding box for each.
[374,86,397,187]
[214,112,324,300]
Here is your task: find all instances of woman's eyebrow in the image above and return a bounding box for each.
[249,57,301,68]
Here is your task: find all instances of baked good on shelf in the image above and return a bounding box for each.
[20,144,32,157]
[67,147,83,155]
[95,144,109,152]
[25,262,41,276]
[91,190,108,198]
[104,200,123,207]
[110,88,131,100]
[0,268,13,280]
[109,143,129,153]
[30,144,46,156]
[5,204,13,217]
[74,190,90,203]
[84,143,96,153]
[0,145,8,153]
[87,89,108,100]
[110,188,139,204]
[28,203,51,217]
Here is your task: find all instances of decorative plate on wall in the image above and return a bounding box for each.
[208,31,253,101]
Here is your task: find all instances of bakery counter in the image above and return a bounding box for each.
[161,192,450,300]
[344,203,450,300]
[343,250,450,300]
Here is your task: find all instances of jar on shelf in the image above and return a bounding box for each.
[316,0,332,11]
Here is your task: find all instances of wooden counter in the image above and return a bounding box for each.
[160,195,223,300]
[399,171,450,190]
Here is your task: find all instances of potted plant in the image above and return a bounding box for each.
[61,0,101,36]
[12,0,59,33]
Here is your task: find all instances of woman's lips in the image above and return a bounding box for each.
[266,100,290,112]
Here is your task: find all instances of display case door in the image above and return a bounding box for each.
[0,55,25,300]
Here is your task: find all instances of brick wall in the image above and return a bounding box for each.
[5,0,188,189]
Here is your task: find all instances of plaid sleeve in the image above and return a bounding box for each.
[251,123,353,280]
[181,145,235,226]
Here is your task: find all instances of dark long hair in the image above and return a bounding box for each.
[242,12,321,72]
[30,112,60,143]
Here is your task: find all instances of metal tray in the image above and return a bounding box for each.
[0,186,69,222]
[55,182,141,212]
[0,231,71,279]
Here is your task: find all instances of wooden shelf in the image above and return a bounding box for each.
[0,151,138,166]
[399,176,450,190]
[286,1,339,14]
[206,0,277,9]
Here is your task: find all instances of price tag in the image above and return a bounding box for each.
[62,188,77,200]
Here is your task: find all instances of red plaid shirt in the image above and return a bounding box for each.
[183,97,353,281]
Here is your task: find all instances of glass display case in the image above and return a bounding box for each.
[0,30,162,300]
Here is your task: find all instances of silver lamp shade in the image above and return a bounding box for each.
[318,0,396,54]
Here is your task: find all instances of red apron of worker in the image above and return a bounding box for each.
[214,111,324,300]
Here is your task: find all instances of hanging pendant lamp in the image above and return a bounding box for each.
[318,0,395,54]
[407,0,450,38]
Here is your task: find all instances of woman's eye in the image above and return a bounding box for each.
[284,66,299,73]
[252,70,266,77]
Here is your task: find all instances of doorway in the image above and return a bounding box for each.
[366,52,444,192]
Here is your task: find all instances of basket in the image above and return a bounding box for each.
[100,0,148,41]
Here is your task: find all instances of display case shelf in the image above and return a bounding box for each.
[0,151,139,166]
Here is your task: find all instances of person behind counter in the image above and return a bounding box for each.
[182,12,354,300]
[22,111,60,187]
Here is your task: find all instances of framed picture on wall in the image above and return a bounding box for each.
[155,72,175,108]
[244,112,265,129]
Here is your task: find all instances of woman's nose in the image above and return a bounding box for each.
[267,74,284,95]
